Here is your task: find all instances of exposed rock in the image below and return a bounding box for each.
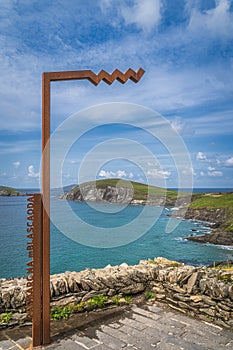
[190,295,202,303]
[1,258,233,329]
[0,186,22,196]
[173,207,233,246]
[60,180,190,207]
[61,183,134,204]
[187,231,233,246]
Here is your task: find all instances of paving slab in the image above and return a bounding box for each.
[0,301,232,350]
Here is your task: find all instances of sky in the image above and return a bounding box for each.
[0,0,233,189]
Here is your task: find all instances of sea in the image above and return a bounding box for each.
[0,188,233,279]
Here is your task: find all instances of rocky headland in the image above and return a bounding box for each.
[60,178,190,207]
[61,179,233,246]
[171,195,233,246]
[0,185,22,196]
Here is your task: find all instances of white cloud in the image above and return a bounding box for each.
[98,170,115,178]
[208,170,223,177]
[188,0,233,40]
[200,171,205,177]
[196,152,206,161]
[182,167,196,176]
[98,169,133,179]
[116,170,126,178]
[28,165,39,178]
[13,161,20,169]
[128,172,134,179]
[0,1,233,190]
[121,0,161,32]
[207,166,215,171]
[225,157,233,166]
[170,117,195,136]
[147,169,171,179]
[0,5,232,136]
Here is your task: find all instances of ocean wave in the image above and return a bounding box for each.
[190,219,215,226]
[204,243,233,250]
[174,237,188,242]
[189,229,212,234]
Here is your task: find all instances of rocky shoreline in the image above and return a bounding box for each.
[61,180,233,247]
[171,207,233,246]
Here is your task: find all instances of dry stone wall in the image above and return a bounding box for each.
[0,258,233,328]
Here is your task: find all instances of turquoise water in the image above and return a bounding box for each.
[0,192,233,279]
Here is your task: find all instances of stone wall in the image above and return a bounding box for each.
[0,258,232,328]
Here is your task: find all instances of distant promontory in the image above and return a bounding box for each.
[60,178,190,207]
[0,185,22,196]
[61,179,233,246]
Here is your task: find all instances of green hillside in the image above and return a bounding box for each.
[87,178,178,199]
[190,192,233,209]
[0,185,21,196]
[68,178,192,205]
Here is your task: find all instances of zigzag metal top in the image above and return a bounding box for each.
[43,68,145,85]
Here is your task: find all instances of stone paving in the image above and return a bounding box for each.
[0,302,232,350]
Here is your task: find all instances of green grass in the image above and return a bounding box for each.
[71,178,188,203]
[1,312,12,324]
[0,185,20,196]
[124,295,133,303]
[225,220,233,232]
[86,295,107,308]
[145,291,154,300]
[66,179,233,216]
[50,306,71,320]
[190,193,233,209]
[111,295,121,306]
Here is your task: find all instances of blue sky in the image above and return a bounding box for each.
[0,0,233,189]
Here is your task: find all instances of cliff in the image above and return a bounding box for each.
[60,178,190,207]
[173,193,233,246]
[0,186,21,196]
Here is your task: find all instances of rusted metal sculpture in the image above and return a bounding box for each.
[26,194,42,345]
[26,68,145,347]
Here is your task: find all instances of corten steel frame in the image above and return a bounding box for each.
[29,68,145,347]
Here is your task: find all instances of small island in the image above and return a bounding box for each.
[62,179,233,246]
[0,185,22,196]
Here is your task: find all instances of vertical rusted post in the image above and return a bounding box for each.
[26,193,43,347]
[32,193,43,347]
[42,73,51,345]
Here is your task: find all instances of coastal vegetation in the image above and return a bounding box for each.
[189,193,233,209]
[61,178,193,206]
[50,294,132,321]
[184,192,233,246]
[0,185,21,196]
[50,306,71,321]
[2,258,233,329]
[0,312,12,324]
